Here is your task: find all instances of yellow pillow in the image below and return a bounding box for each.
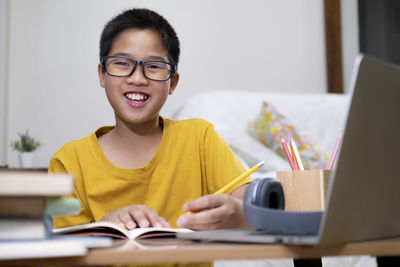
[248,101,329,170]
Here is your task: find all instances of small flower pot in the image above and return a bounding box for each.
[18,152,34,168]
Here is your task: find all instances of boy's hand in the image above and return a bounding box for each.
[100,204,170,230]
[176,194,250,230]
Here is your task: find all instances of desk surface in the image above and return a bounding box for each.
[2,238,400,266]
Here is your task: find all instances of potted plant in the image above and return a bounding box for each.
[10,130,41,168]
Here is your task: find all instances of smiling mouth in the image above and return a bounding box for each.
[124,92,149,103]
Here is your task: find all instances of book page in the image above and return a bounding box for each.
[53,221,130,239]
[53,221,193,240]
[128,227,193,240]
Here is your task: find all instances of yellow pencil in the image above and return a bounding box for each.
[214,161,264,194]
[290,138,304,170]
[186,161,264,214]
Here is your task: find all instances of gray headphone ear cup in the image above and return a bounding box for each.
[244,178,321,234]
[252,178,285,210]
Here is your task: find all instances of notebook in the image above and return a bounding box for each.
[177,55,400,246]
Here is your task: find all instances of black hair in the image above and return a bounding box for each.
[99,8,180,69]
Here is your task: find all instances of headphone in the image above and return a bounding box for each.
[244,178,323,235]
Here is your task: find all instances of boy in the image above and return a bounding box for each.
[49,8,251,233]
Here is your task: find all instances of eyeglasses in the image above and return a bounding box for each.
[101,55,176,81]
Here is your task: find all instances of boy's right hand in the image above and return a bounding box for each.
[100,204,170,230]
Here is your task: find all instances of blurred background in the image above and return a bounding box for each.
[0,0,389,168]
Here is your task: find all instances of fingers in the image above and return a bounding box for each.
[177,208,225,230]
[101,212,127,229]
[144,209,171,228]
[120,206,150,229]
[178,194,236,230]
[183,194,228,213]
[101,205,170,230]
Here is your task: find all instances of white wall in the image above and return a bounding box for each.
[0,0,9,166]
[4,0,332,167]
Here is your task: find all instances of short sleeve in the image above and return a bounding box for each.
[202,122,252,195]
[48,155,93,228]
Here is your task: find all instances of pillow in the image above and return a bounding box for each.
[248,101,329,170]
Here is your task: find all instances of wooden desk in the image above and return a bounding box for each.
[1,238,400,266]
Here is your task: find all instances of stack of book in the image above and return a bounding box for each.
[0,172,81,240]
[0,172,89,260]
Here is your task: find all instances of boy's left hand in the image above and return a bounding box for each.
[176,193,250,230]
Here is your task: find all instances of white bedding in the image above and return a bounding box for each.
[172,90,350,176]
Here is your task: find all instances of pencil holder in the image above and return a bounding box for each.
[276,169,332,211]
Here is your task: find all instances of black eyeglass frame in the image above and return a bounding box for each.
[101,55,176,82]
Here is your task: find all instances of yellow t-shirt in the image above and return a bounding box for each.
[49,118,251,229]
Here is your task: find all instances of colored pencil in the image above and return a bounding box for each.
[289,140,299,169]
[328,135,342,170]
[281,138,297,170]
[290,138,304,170]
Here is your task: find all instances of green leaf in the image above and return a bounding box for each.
[10,130,41,152]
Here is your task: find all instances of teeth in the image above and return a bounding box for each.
[125,93,148,101]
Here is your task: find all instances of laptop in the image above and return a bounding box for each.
[177,55,400,246]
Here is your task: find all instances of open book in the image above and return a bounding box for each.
[52,221,193,240]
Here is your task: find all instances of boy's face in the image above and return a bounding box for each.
[98,28,179,126]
